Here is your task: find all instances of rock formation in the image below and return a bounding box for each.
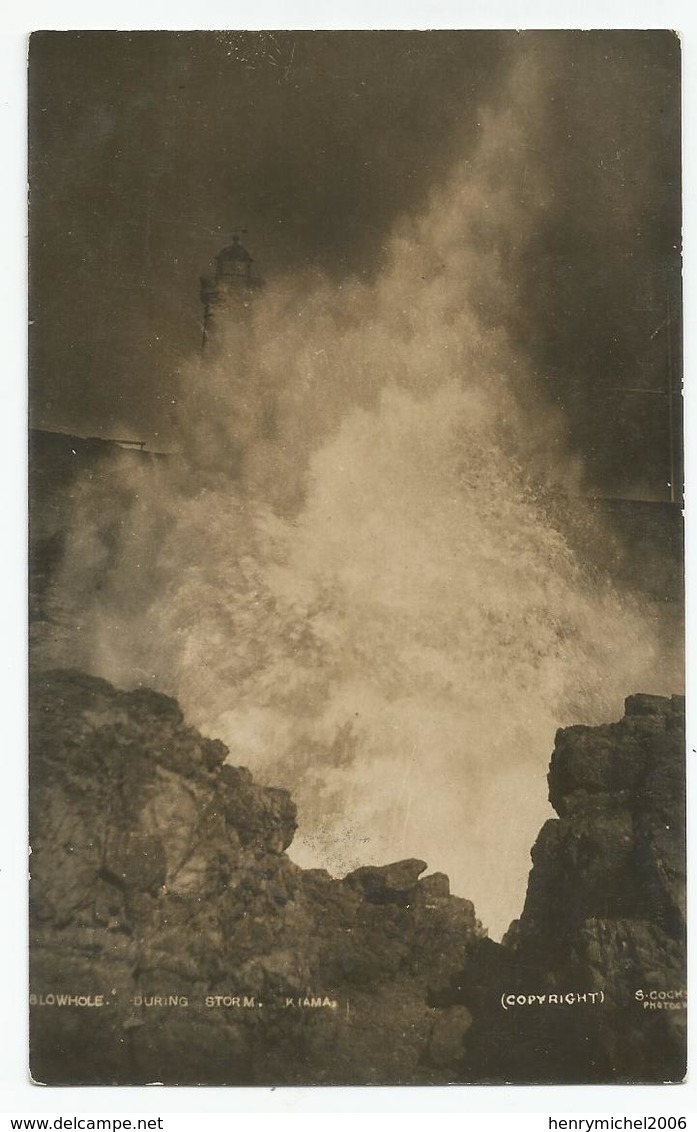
[29,672,686,1085]
[29,669,482,1085]
[432,693,686,1083]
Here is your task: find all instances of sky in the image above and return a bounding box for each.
[28,30,682,499]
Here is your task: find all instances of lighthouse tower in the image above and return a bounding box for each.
[200,234,263,350]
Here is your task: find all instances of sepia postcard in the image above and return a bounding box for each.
[27,30,685,1086]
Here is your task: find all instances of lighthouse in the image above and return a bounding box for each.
[200,234,263,350]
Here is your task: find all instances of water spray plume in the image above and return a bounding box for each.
[41,52,681,938]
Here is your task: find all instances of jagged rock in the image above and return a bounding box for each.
[29,669,481,1086]
[433,693,686,1083]
[412,872,451,903]
[423,1005,473,1070]
[29,671,685,1085]
[344,859,428,902]
[539,692,686,939]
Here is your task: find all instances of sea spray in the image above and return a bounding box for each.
[38,51,681,937]
[41,385,674,938]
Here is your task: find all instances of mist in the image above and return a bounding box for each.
[36,44,682,939]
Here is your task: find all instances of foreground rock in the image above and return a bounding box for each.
[30,673,686,1084]
[432,693,686,1083]
[29,670,482,1085]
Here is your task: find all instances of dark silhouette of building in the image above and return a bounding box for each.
[200,234,263,350]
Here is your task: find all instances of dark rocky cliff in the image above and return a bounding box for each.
[29,672,686,1085]
[29,669,481,1085]
[432,692,686,1083]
